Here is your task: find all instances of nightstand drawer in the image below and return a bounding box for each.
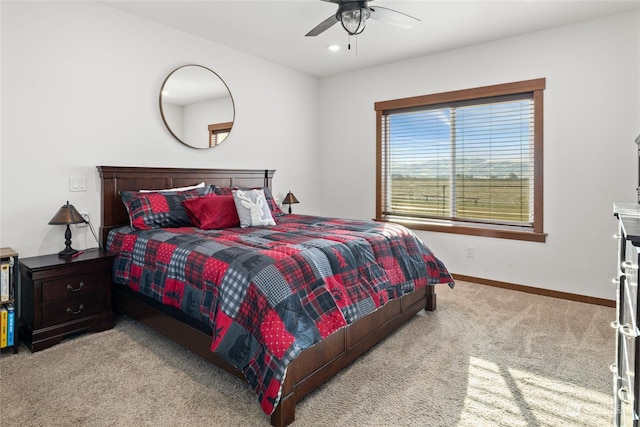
[41,294,104,328]
[42,272,105,302]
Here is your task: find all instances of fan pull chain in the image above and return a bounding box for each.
[347,35,359,56]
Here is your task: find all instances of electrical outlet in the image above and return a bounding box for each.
[78,211,90,227]
[466,245,474,258]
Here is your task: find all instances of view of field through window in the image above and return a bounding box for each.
[389,177,531,223]
[386,98,534,225]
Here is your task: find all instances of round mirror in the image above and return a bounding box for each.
[160,65,235,149]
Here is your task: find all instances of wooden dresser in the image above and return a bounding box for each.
[614,203,640,426]
[19,249,114,352]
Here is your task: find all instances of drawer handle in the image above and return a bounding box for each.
[66,282,85,292]
[622,261,638,270]
[620,323,638,338]
[618,386,632,405]
[611,321,639,338]
[612,320,620,330]
[66,304,84,315]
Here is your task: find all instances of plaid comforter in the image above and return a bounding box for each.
[107,214,453,415]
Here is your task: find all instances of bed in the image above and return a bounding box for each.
[97,165,453,426]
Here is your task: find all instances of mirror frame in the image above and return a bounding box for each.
[159,64,235,149]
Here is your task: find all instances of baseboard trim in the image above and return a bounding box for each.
[451,273,616,308]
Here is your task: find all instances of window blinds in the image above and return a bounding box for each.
[381,94,534,226]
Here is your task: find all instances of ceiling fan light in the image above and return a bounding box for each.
[340,8,370,36]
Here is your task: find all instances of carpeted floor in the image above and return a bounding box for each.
[0,281,615,426]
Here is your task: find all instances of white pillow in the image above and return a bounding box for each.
[232,189,276,228]
[139,182,205,193]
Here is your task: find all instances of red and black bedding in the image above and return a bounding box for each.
[106,184,453,415]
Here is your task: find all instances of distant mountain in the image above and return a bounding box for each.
[391,157,531,179]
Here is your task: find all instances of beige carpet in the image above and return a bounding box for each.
[0,281,614,426]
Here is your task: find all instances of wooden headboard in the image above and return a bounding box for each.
[97,166,275,247]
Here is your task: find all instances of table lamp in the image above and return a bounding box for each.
[48,201,86,258]
[282,191,299,214]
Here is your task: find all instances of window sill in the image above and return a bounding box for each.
[376,217,547,243]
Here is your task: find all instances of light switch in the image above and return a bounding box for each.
[69,176,87,192]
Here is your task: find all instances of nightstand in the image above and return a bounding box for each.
[19,249,115,352]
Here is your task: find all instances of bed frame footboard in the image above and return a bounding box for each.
[269,284,435,426]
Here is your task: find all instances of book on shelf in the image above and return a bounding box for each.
[6,303,15,347]
[0,305,6,348]
[0,261,9,302]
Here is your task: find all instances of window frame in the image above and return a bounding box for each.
[375,78,546,243]
[208,122,233,147]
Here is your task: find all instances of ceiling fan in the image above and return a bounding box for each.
[305,0,420,37]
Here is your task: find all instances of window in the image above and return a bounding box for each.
[208,122,233,147]
[375,79,546,242]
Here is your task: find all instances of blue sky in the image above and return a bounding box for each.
[388,99,533,178]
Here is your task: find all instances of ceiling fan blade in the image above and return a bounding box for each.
[369,6,420,30]
[306,14,339,37]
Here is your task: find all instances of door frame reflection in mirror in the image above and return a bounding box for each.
[159,64,235,149]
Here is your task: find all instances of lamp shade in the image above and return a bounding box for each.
[48,201,86,225]
[282,192,299,205]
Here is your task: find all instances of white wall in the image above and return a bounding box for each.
[319,11,640,300]
[0,1,321,257]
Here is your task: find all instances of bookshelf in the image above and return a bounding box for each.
[0,247,19,354]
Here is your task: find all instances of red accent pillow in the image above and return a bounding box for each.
[182,195,240,229]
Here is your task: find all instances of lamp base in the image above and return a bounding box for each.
[58,224,78,258]
[58,246,79,259]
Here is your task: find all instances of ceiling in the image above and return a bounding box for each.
[100,0,640,78]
